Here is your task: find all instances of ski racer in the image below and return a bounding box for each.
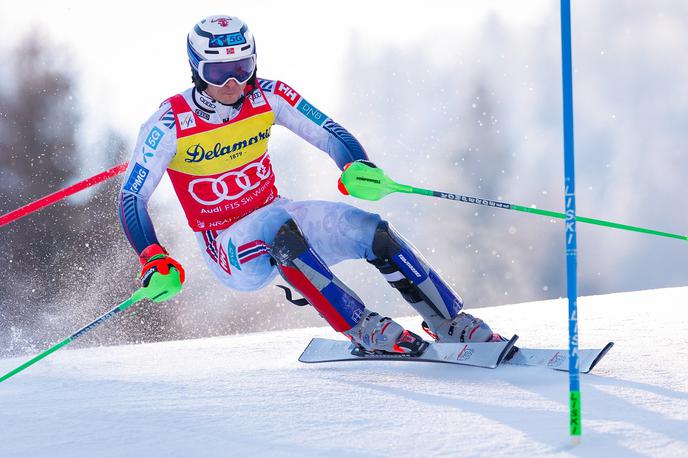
[117,15,502,356]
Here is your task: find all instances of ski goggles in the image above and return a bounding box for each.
[198,56,256,87]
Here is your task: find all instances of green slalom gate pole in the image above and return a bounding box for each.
[0,268,182,384]
[339,161,688,243]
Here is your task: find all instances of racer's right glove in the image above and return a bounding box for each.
[139,243,186,288]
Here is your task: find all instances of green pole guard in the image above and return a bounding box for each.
[339,162,688,242]
[0,268,183,383]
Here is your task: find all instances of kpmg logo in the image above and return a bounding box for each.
[123,163,149,194]
[145,126,164,150]
[184,127,271,163]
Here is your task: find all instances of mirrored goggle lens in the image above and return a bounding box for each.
[201,57,255,86]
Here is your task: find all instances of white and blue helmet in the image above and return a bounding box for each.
[187,16,257,89]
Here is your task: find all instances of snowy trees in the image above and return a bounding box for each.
[0,34,171,355]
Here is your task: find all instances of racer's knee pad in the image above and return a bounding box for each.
[272,219,364,332]
[368,221,463,323]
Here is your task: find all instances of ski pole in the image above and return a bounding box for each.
[338,161,688,242]
[0,162,128,228]
[0,268,182,383]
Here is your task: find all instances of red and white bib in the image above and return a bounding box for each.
[166,89,277,231]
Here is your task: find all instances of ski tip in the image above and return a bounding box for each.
[585,341,614,373]
[496,334,519,366]
[298,338,317,363]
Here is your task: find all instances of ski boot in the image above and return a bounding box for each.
[422,312,518,360]
[344,311,428,356]
[421,312,501,343]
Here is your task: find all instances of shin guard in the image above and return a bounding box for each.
[271,219,365,332]
[369,221,464,330]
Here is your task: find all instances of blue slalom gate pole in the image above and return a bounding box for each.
[560,0,582,443]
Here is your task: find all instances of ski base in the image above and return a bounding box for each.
[504,342,614,373]
[299,335,519,369]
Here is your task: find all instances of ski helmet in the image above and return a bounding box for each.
[187,15,257,91]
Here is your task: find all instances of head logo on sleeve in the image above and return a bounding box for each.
[123,163,150,194]
[177,111,197,130]
[275,81,300,106]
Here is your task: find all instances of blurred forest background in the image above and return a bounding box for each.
[1,2,687,356]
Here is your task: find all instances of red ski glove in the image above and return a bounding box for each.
[139,243,186,287]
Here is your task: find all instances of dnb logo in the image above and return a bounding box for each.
[297,99,326,126]
[145,126,165,150]
[188,156,272,205]
[123,163,149,194]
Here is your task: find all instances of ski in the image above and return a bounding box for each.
[299,335,519,369]
[503,342,614,373]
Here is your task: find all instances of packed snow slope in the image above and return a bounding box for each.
[1,287,687,458]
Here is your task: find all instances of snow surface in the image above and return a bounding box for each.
[1,287,687,457]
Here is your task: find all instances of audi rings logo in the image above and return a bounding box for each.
[188,159,271,205]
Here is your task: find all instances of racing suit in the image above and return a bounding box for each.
[117,79,474,343]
